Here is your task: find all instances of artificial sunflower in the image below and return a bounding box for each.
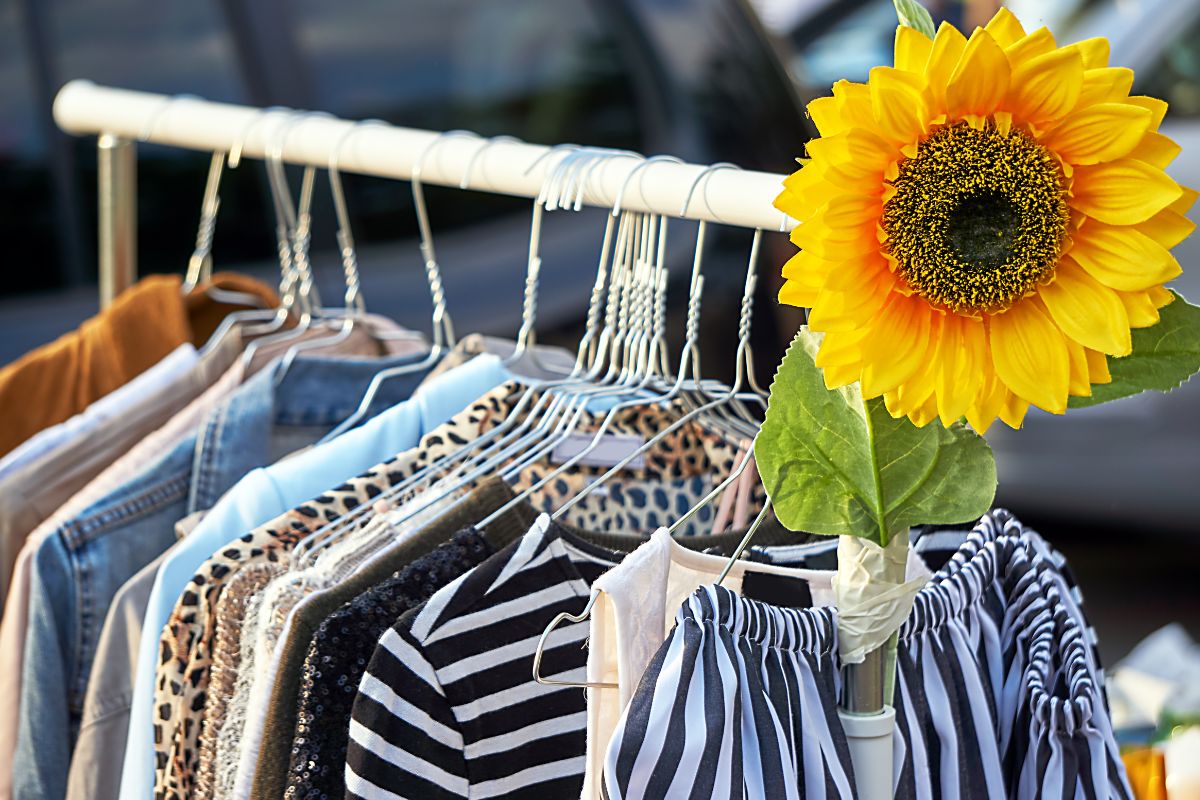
[775,6,1197,432]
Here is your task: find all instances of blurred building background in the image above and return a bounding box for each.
[0,0,1197,659]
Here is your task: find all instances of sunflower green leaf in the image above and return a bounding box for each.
[754,328,996,547]
[1069,292,1200,408]
[892,0,936,38]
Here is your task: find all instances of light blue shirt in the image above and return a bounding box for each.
[117,354,513,800]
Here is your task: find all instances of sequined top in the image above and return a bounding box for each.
[282,529,496,800]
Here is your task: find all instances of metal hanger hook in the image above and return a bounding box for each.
[461,134,523,191]
[137,93,202,144]
[183,151,225,292]
[613,154,683,218]
[228,105,290,168]
[679,161,741,219]
[523,143,581,207]
[411,129,480,348]
[329,119,390,316]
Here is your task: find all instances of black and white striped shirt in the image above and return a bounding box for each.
[344,516,619,799]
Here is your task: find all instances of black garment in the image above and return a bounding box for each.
[284,529,497,800]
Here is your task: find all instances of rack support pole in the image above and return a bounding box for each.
[97,133,136,308]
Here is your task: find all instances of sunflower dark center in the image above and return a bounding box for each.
[881,121,1069,313]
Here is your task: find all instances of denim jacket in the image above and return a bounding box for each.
[12,351,432,800]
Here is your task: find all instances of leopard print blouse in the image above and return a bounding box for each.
[153,382,758,799]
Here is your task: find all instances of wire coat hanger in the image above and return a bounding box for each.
[197,105,294,357]
[295,148,645,556]
[313,129,481,446]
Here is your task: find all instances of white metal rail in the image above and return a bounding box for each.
[53,81,797,303]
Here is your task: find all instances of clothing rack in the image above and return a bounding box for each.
[52,80,899,799]
[53,80,796,307]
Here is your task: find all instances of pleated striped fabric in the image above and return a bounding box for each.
[602,585,855,800]
[606,510,1132,800]
[893,509,1130,800]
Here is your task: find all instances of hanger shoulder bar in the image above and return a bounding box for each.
[53,81,794,232]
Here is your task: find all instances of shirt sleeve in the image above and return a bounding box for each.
[345,623,469,800]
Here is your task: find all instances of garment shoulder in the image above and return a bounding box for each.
[403,536,530,644]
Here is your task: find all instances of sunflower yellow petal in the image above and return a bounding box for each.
[1039,258,1131,355]
[895,364,936,419]
[925,22,969,109]
[814,327,868,368]
[1004,26,1056,67]
[1064,336,1093,396]
[1125,96,1169,129]
[1138,208,1195,250]
[984,6,1026,47]
[790,219,876,260]
[808,258,892,330]
[946,28,1011,119]
[989,300,1070,413]
[1074,67,1134,110]
[1043,103,1152,165]
[833,80,876,130]
[894,24,933,72]
[859,295,932,397]
[870,66,928,144]
[1072,159,1183,224]
[1115,289,1163,328]
[935,315,985,425]
[806,96,844,137]
[999,393,1032,427]
[1148,285,1176,309]
[1074,68,1134,112]
[817,194,883,230]
[910,393,941,427]
[1007,47,1083,126]
[781,249,827,280]
[965,368,1008,433]
[883,390,908,420]
[1169,185,1198,214]
[1071,37,1110,69]
[822,362,861,389]
[805,129,893,179]
[779,281,817,309]
[1067,224,1182,291]
[1130,131,1182,169]
[1084,346,1111,384]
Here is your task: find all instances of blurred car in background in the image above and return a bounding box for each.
[0,0,811,376]
[760,0,1200,531]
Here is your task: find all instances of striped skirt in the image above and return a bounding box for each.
[604,511,1133,800]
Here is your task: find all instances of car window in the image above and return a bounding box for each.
[1139,13,1200,118]
[294,0,642,148]
[0,0,65,294]
[290,0,647,246]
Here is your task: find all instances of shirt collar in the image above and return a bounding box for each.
[188,350,431,511]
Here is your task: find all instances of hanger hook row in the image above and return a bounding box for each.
[571,148,641,212]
